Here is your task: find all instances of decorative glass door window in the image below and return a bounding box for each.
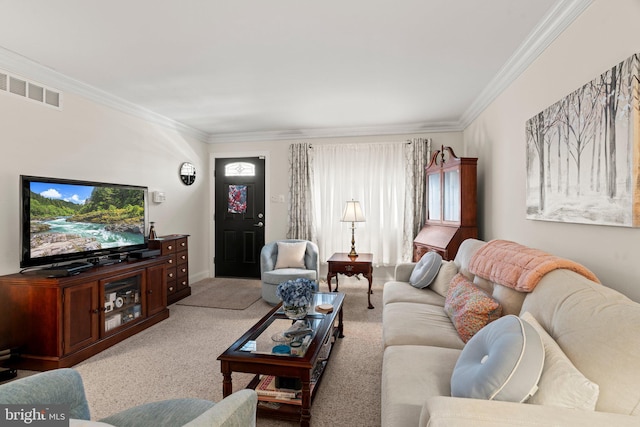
[225,162,255,177]
[228,185,247,213]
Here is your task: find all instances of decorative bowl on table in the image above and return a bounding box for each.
[271,332,293,344]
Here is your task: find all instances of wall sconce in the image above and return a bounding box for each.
[152,191,166,203]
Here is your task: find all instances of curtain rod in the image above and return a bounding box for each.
[406,137,432,145]
[307,137,431,148]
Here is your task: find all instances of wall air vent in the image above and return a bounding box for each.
[0,69,62,109]
[9,76,27,96]
[28,82,44,102]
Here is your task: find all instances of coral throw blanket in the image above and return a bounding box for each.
[468,240,600,292]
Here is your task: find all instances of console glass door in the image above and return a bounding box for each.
[428,173,441,221]
[103,273,143,334]
[443,170,460,222]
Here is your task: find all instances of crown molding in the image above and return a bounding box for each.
[458,0,594,129]
[0,47,209,142]
[207,121,463,144]
[0,0,592,144]
[0,44,460,144]
[209,0,594,143]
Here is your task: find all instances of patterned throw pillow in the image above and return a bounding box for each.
[444,273,502,342]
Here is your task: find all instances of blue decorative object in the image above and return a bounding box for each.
[272,344,291,355]
[451,315,544,402]
[276,278,316,319]
[410,251,443,288]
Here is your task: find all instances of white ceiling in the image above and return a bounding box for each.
[0,1,591,143]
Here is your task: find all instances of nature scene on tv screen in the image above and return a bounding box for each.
[29,182,145,259]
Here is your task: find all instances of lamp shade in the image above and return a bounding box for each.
[341,200,366,222]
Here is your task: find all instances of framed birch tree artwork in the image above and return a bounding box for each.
[526,52,640,226]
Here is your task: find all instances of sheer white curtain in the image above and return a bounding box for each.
[311,143,407,266]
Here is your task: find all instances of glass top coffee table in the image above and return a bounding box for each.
[217,292,345,426]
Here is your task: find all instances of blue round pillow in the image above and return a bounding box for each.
[451,314,544,402]
[409,251,443,288]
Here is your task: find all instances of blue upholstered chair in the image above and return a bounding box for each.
[0,368,257,427]
[260,239,319,305]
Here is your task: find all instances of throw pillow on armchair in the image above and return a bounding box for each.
[274,241,307,269]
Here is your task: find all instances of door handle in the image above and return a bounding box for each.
[254,222,264,227]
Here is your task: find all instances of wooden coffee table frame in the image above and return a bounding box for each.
[217,292,345,426]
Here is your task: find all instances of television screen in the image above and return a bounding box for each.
[20,175,148,268]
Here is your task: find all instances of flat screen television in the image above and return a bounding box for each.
[20,175,149,268]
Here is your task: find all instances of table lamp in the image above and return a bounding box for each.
[341,200,366,257]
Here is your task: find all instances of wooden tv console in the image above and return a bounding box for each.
[0,257,170,371]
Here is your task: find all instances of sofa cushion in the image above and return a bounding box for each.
[410,251,443,288]
[382,345,462,427]
[471,277,527,316]
[521,311,599,410]
[394,262,417,282]
[382,302,464,349]
[444,274,502,342]
[274,241,307,269]
[453,238,486,279]
[451,314,544,402]
[472,275,494,295]
[492,284,526,316]
[521,269,640,415]
[262,268,317,285]
[382,281,445,306]
[431,260,459,298]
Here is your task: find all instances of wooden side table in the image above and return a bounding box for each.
[326,252,374,309]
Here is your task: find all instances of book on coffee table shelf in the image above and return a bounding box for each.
[255,375,316,406]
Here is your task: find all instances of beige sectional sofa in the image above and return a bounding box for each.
[381,238,640,427]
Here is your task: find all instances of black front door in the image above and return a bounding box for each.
[214,157,266,278]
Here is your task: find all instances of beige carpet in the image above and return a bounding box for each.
[9,275,383,426]
[176,278,262,310]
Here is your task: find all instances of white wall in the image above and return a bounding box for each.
[0,78,463,283]
[208,131,463,278]
[464,0,640,301]
[0,91,210,281]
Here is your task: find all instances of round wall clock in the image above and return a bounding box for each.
[180,162,196,185]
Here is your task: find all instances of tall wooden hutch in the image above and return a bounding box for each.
[413,146,478,261]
